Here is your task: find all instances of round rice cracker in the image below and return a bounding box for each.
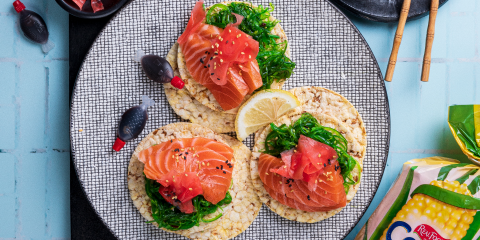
[177,1,291,113]
[128,122,261,239]
[255,86,367,148]
[289,86,366,147]
[165,43,236,133]
[250,107,366,223]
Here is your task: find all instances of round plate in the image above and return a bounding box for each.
[70,0,390,239]
[330,0,449,22]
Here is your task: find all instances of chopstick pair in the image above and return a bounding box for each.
[384,0,439,82]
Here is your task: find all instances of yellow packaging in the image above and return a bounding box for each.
[355,157,480,240]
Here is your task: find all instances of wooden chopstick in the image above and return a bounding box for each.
[385,0,411,82]
[421,0,439,82]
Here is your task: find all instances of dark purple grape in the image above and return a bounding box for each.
[117,105,148,142]
[19,10,49,44]
[141,55,174,83]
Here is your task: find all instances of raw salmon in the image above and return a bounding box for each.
[258,153,346,212]
[141,140,234,205]
[138,137,234,163]
[177,1,263,110]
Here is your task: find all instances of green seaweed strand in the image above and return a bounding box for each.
[144,177,232,231]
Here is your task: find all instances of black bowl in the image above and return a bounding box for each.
[55,0,129,19]
[329,0,449,22]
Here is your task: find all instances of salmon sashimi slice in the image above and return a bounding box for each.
[177,1,206,45]
[158,170,203,213]
[202,66,249,110]
[143,145,233,205]
[264,185,343,212]
[138,137,234,163]
[236,60,262,94]
[177,2,263,110]
[208,16,260,85]
[258,153,346,211]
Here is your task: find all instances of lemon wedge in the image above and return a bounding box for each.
[235,89,300,141]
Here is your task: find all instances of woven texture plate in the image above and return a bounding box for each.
[70,0,390,239]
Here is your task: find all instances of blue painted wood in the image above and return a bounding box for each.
[0,0,70,239]
[0,0,477,238]
[345,0,478,238]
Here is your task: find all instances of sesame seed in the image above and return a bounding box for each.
[265,172,269,175]
[202,162,205,166]
[189,188,192,191]
[279,181,282,184]
[220,59,223,63]
[232,41,235,44]
[220,51,222,54]
[249,55,251,59]
[172,156,174,159]
[284,166,287,168]
[229,29,231,32]
[207,163,210,166]
[212,45,214,48]
[317,162,320,165]
[166,180,169,182]
[215,43,219,47]
[214,66,216,69]
[241,52,244,54]
[318,154,322,157]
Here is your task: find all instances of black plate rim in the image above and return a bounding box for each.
[69,0,391,238]
[329,0,449,22]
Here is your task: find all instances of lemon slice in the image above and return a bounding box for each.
[235,89,300,141]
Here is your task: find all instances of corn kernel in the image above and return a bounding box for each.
[381,180,475,240]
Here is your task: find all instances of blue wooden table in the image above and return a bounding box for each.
[0,0,476,239]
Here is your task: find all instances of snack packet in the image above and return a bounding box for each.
[355,157,480,240]
[448,105,480,164]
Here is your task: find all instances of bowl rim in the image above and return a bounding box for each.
[54,0,131,19]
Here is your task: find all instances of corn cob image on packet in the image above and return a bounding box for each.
[355,157,480,240]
